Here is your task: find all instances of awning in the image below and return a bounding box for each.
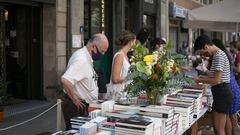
[183,0,240,32]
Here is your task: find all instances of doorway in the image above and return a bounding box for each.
[0,4,42,100]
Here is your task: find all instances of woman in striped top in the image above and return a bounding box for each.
[193,35,233,135]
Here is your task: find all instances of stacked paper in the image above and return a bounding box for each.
[70,116,91,130]
[115,116,157,135]
[79,122,97,135]
[90,109,102,119]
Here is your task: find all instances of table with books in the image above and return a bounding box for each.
[175,106,209,135]
[58,85,212,135]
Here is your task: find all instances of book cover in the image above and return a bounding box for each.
[116,116,153,129]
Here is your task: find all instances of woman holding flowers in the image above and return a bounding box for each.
[107,31,136,101]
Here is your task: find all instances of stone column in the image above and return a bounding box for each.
[43,3,57,100]
[160,0,169,40]
[71,0,84,53]
[56,0,67,82]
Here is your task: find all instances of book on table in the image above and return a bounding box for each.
[116,116,153,129]
[105,110,137,119]
[140,105,174,114]
[177,91,203,98]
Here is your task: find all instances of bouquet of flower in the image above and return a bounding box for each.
[125,41,180,104]
[188,55,202,68]
[188,55,209,73]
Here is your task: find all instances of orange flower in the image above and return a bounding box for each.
[151,74,159,80]
[154,64,161,71]
[171,64,178,75]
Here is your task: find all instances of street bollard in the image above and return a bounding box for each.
[56,99,62,132]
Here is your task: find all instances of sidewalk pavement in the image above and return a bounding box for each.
[0,100,65,135]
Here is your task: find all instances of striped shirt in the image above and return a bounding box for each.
[209,50,230,83]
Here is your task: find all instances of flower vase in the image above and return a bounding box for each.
[146,92,160,105]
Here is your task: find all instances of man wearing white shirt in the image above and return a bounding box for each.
[61,33,109,130]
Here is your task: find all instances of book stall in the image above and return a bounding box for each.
[51,42,216,135]
[55,84,213,135]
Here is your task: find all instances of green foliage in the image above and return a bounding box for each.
[164,40,173,51]
[130,43,149,62]
[192,58,202,68]
[125,41,181,99]
[171,54,188,67]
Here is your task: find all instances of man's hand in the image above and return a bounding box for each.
[72,95,86,110]
[61,78,86,110]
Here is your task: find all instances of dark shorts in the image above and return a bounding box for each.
[211,83,233,113]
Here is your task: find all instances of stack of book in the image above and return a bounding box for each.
[115,116,160,135]
[89,109,102,119]
[165,95,195,107]
[79,122,97,135]
[173,113,181,134]
[89,116,107,127]
[98,121,115,134]
[138,105,174,119]
[139,105,175,135]
[179,89,204,118]
[101,101,115,116]
[158,113,181,135]
[105,110,137,119]
[114,104,140,111]
[165,103,193,129]
[70,116,91,130]
[95,130,112,135]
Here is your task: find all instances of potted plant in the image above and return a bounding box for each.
[0,81,9,122]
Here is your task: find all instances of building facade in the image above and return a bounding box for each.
[0,0,116,101]
[1,0,224,101]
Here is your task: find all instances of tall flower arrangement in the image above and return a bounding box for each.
[125,41,180,104]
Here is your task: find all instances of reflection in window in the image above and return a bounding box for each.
[143,14,155,39]
[84,0,104,43]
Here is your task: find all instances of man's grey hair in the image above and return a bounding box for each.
[88,34,101,46]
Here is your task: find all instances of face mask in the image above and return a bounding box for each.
[92,47,103,61]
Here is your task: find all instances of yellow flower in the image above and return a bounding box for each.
[143,55,153,63]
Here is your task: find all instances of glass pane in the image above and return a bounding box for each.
[143,14,155,39]
[91,0,101,35]
[84,1,89,41]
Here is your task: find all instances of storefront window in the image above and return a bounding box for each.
[143,14,155,38]
[84,0,104,43]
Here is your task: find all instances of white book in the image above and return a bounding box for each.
[71,124,81,129]
[166,100,194,106]
[167,95,195,102]
[183,88,203,93]
[140,105,174,114]
[177,91,203,98]
[79,122,97,135]
[115,127,145,134]
[90,116,107,126]
[114,104,140,111]
[95,130,112,135]
[138,111,174,118]
[147,105,174,112]
[116,121,153,129]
